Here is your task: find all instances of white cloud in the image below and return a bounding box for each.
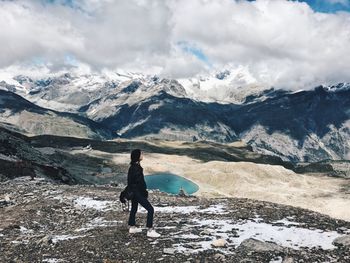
[0,1,84,67]
[0,0,350,89]
[170,0,350,89]
[160,53,209,79]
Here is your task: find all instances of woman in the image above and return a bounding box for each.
[127,149,161,238]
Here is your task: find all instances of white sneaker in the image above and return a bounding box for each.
[147,229,161,238]
[129,226,142,234]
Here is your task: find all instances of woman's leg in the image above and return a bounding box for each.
[128,197,138,226]
[135,193,154,228]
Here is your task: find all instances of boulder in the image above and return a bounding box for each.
[333,235,350,247]
[212,239,227,247]
[238,238,284,252]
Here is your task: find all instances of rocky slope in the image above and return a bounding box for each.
[0,126,78,184]
[1,177,350,263]
[0,90,112,139]
[0,127,128,185]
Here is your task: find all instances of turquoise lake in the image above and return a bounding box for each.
[145,173,199,195]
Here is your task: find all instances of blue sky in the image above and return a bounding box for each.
[245,0,350,13]
[296,0,350,13]
[177,41,211,66]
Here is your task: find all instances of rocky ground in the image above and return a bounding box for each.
[1,177,350,263]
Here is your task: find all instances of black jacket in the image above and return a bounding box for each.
[127,163,148,197]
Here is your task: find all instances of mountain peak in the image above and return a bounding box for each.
[326,83,350,92]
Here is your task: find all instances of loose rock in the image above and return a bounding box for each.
[238,238,284,252]
[212,239,227,247]
[163,248,176,255]
[333,235,350,247]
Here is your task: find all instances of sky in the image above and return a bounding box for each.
[0,0,350,89]
[299,0,350,13]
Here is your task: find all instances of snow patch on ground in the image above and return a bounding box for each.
[157,226,177,230]
[170,216,344,254]
[272,218,301,226]
[19,226,34,234]
[11,240,29,244]
[75,217,123,232]
[231,220,341,250]
[51,235,85,244]
[199,204,228,214]
[73,197,113,211]
[50,194,116,212]
[141,204,228,214]
[42,259,65,263]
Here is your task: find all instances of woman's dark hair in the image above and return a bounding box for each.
[130,149,141,164]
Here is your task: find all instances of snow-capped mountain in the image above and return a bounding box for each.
[0,70,349,162]
[1,72,129,112]
[178,66,270,104]
[0,68,269,112]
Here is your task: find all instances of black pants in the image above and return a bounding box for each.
[128,191,154,228]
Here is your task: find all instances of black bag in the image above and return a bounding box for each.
[119,186,134,203]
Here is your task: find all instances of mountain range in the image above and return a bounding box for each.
[0,70,349,163]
